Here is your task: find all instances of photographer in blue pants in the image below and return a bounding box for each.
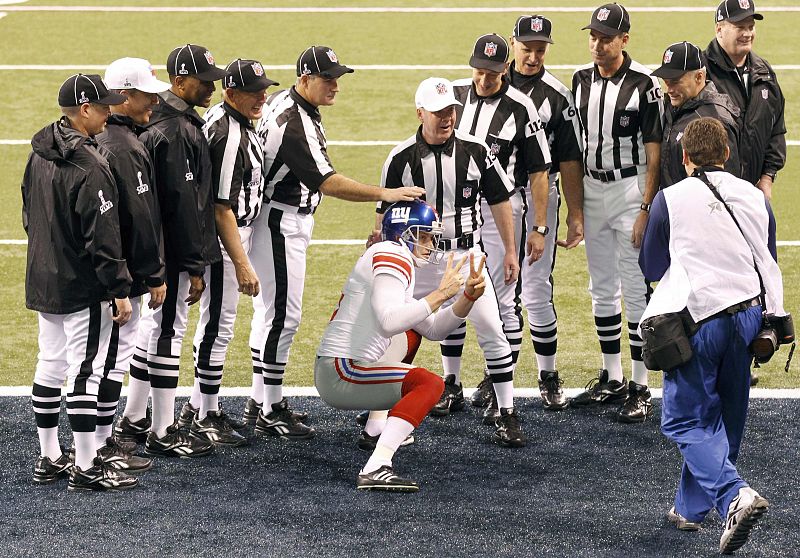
[639,117,791,555]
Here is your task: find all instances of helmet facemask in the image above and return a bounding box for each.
[399,221,445,266]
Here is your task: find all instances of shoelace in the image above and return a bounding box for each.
[583,376,601,394]
[543,375,563,393]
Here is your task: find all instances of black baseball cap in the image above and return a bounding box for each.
[469,34,509,73]
[715,0,763,23]
[223,59,280,92]
[58,74,126,107]
[513,15,554,44]
[296,46,354,79]
[166,44,227,81]
[582,3,631,36]
[652,42,704,79]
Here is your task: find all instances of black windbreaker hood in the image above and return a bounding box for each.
[30,119,90,163]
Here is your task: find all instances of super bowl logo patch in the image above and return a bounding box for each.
[326,50,338,63]
[123,78,132,87]
[390,206,411,223]
[484,42,497,57]
[462,186,472,198]
[597,8,610,21]
[490,142,501,157]
[136,171,149,195]
[663,49,674,64]
[252,62,264,77]
[532,17,543,32]
[762,89,769,100]
[619,115,630,127]
[204,51,215,65]
[78,91,89,104]
[227,75,237,88]
[179,63,189,75]
[98,189,113,214]
[436,82,447,95]
[739,0,750,9]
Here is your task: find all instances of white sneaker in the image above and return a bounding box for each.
[667,506,701,531]
[719,486,769,554]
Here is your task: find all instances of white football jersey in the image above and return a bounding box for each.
[317,241,416,361]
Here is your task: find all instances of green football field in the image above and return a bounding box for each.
[0,1,797,388]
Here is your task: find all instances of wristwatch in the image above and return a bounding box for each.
[640,202,651,212]
[533,225,549,236]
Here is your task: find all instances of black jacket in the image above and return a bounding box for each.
[660,81,741,188]
[22,119,131,314]
[704,39,786,184]
[139,91,221,276]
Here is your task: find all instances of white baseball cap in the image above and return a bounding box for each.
[104,57,171,93]
[414,77,462,112]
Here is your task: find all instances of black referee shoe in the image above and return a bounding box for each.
[493,407,527,448]
[538,370,568,411]
[113,410,151,444]
[356,466,419,492]
[617,381,653,423]
[176,401,198,429]
[254,399,315,440]
[190,411,249,447]
[242,398,262,426]
[33,452,73,484]
[97,437,153,473]
[470,373,493,408]
[144,423,215,458]
[430,375,465,417]
[570,369,628,406]
[68,457,138,492]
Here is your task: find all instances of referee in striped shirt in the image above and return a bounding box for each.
[179,59,280,447]
[250,46,423,438]
[446,33,552,417]
[571,4,664,423]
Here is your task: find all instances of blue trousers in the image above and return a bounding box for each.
[660,306,762,522]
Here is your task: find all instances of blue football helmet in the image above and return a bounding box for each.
[381,200,445,264]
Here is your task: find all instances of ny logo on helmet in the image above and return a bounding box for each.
[663,49,674,64]
[98,190,113,214]
[390,206,411,223]
[597,8,610,21]
[78,91,89,104]
[435,82,447,95]
[739,0,751,9]
[484,42,497,57]
[531,18,543,32]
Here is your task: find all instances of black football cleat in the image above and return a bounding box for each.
[68,457,138,492]
[355,410,369,427]
[617,381,654,423]
[429,375,465,417]
[482,391,500,425]
[470,373,493,408]
[493,407,527,448]
[190,410,249,447]
[144,422,215,458]
[356,466,419,492]
[538,370,568,411]
[242,398,262,426]
[570,369,628,406]
[254,399,315,440]
[97,437,153,473]
[113,409,151,444]
[719,487,769,554]
[176,401,198,429]
[356,430,415,452]
[33,452,73,484]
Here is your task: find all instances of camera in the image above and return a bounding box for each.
[750,313,795,364]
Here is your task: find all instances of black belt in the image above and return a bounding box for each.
[588,166,639,183]
[438,233,477,251]
[697,298,761,328]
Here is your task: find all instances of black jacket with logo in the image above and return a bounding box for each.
[660,81,741,188]
[22,119,131,314]
[96,114,165,297]
[139,92,221,277]
[704,39,786,184]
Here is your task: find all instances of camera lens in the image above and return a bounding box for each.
[751,329,778,364]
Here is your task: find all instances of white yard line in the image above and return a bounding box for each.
[0,385,798,398]
[4,64,800,71]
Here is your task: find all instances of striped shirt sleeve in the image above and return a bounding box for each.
[640,75,664,144]
[278,110,336,192]
[372,250,413,288]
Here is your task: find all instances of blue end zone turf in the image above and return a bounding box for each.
[1,396,797,556]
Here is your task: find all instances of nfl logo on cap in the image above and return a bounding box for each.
[531,17,543,32]
[739,0,750,8]
[663,49,674,64]
[204,51,214,65]
[436,82,447,95]
[484,42,497,57]
[252,62,264,76]
[326,50,338,63]
[597,8,610,21]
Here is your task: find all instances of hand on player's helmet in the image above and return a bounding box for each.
[464,252,486,300]
[382,186,425,203]
[113,297,132,325]
[185,274,205,305]
[148,283,167,309]
[438,253,467,298]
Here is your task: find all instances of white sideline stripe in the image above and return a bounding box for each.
[3,239,800,246]
[3,6,800,13]
[1,386,800,398]
[4,64,800,71]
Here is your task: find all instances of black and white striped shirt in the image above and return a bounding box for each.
[256,87,336,213]
[203,102,264,227]
[572,52,663,176]
[380,129,514,240]
[508,63,584,175]
[451,78,551,192]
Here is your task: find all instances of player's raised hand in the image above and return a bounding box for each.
[464,252,486,301]
[437,252,467,298]
[382,186,425,202]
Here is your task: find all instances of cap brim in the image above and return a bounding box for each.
[418,98,463,112]
[514,33,554,44]
[135,78,173,94]
[651,67,693,79]
[195,66,228,81]
[95,91,128,105]
[469,56,507,73]
[320,65,355,79]
[726,12,763,22]
[582,22,629,36]
[240,77,280,92]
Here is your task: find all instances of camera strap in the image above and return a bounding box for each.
[692,168,767,310]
